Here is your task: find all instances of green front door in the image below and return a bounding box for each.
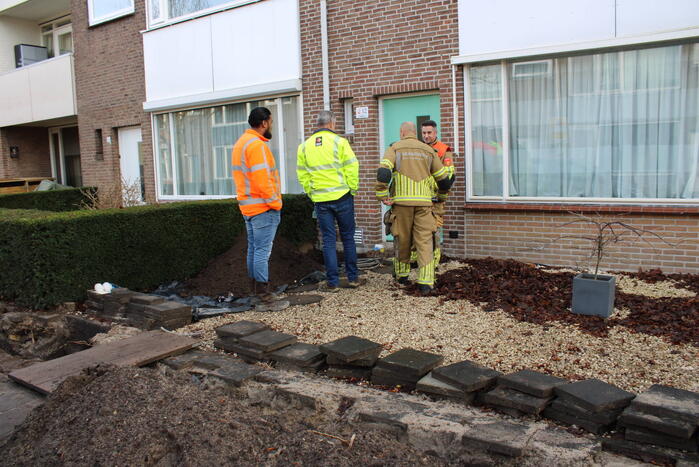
[382,94,441,151]
[380,94,440,240]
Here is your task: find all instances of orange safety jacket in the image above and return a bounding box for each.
[431,140,453,167]
[231,129,282,217]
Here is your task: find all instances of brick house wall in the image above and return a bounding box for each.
[298,0,465,256]
[0,126,51,179]
[465,206,699,274]
[298,0,699,273]
[71,0,154,200]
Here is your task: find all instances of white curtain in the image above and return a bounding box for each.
[503,43,699,199]
[470,65,504,196]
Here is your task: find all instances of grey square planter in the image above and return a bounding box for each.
[571,273,616,318]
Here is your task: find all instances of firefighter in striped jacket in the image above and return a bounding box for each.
[376,122,453,294]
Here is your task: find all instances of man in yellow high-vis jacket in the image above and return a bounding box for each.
[297,110,360,291]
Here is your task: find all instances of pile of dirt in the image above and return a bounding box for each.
[182,235,324,297]
[0,366,445,466]
[416,258,698,346]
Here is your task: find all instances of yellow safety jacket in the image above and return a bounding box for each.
[297,129,359,202]
[375,136,448,206]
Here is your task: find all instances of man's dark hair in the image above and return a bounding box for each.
[248,107,272,128]
[421,120,438,129]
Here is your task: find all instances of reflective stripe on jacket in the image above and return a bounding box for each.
[231,129,282,217]
[375,136,448,206]
[296,129,359,202]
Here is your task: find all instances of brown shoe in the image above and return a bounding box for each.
[347,280,361,288]
[318,282,340,293]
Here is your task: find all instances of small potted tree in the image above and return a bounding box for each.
[540,213,675,318]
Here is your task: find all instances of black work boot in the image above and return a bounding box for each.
[255,282,290,312]
[418,284,432,295]
[249,277,257,296]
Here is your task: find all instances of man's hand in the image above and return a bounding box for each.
[381,198,394,206]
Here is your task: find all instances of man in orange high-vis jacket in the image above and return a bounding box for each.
[232,107,287,310]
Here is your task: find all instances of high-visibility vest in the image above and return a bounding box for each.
[296,129,359,202]
[231,129,282,217]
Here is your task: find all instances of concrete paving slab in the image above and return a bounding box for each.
[325,348,381,367]
[375,348,443,379]
[461,421,530,457]
[326,365,372,380]
[632,384,699,425]
[549,398,622,425]
[542,406,613,435]
[432,360,501,392]
[268,343,324,367]
[619,404,697,439]
[416,372,468,399]
[602,437,699,466]
[480,385,552,415]
[238,330,297,352]
[209,361,264,387]
[215,320,269,338]
[498,369,567,398]
[625,427,698,452]
[319,336,382,363]
[371,366,419,388]
[554,378,635,413]
[0,376,44,442]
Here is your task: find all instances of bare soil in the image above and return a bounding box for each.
[182,234,324,297]
[0,366,445,467]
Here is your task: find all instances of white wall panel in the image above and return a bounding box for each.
[616,0,699,37]
[143,17,213,102]
[28,55,75,121]
[0,16,40,74]
[0,54,75,127]
[143,0,300,107]
[458,0,615,57]
[211,0,300,92]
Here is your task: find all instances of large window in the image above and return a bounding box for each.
[154,96,303,199]
[148,0,257,27]
[41,18,72,58]
[88,0,135,26]
[468,42,699,201]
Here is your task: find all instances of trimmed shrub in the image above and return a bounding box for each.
[0,200,243,308]
[0,187,97,212]
[0,196,318,308]
[278,194,316,245]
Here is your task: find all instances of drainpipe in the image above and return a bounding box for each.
[451,64,460,154]
[320,0,330,111]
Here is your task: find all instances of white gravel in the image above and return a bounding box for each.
[180,264,698,394]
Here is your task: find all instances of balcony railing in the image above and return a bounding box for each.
[0,53,76,127]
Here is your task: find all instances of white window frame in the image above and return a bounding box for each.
[147,0,261,29]
[343,99,354,134]
[41,18,73,58]
[511,59,552,79]
[464,42,699,205]
[152,94,303,201]
[88,0,135,27]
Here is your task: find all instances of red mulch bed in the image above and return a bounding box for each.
[411,258,698,346]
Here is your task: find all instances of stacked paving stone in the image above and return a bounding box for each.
[479,369,566,417]
[214,320,297,364]
[418,360,501,403]
[320,336,382,380]
[371,348,443,390]
[85,288,192,330]
[544,378,635,434]
[617,384,699,452]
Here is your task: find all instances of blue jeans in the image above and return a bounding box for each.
[243,209,281,283]
[315,193,358,287]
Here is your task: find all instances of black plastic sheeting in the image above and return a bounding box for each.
[151,270,327,321]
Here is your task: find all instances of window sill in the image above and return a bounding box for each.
[464,202,699,215]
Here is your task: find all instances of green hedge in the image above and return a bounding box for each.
[0,187,96,212]
[0,195,316,308]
